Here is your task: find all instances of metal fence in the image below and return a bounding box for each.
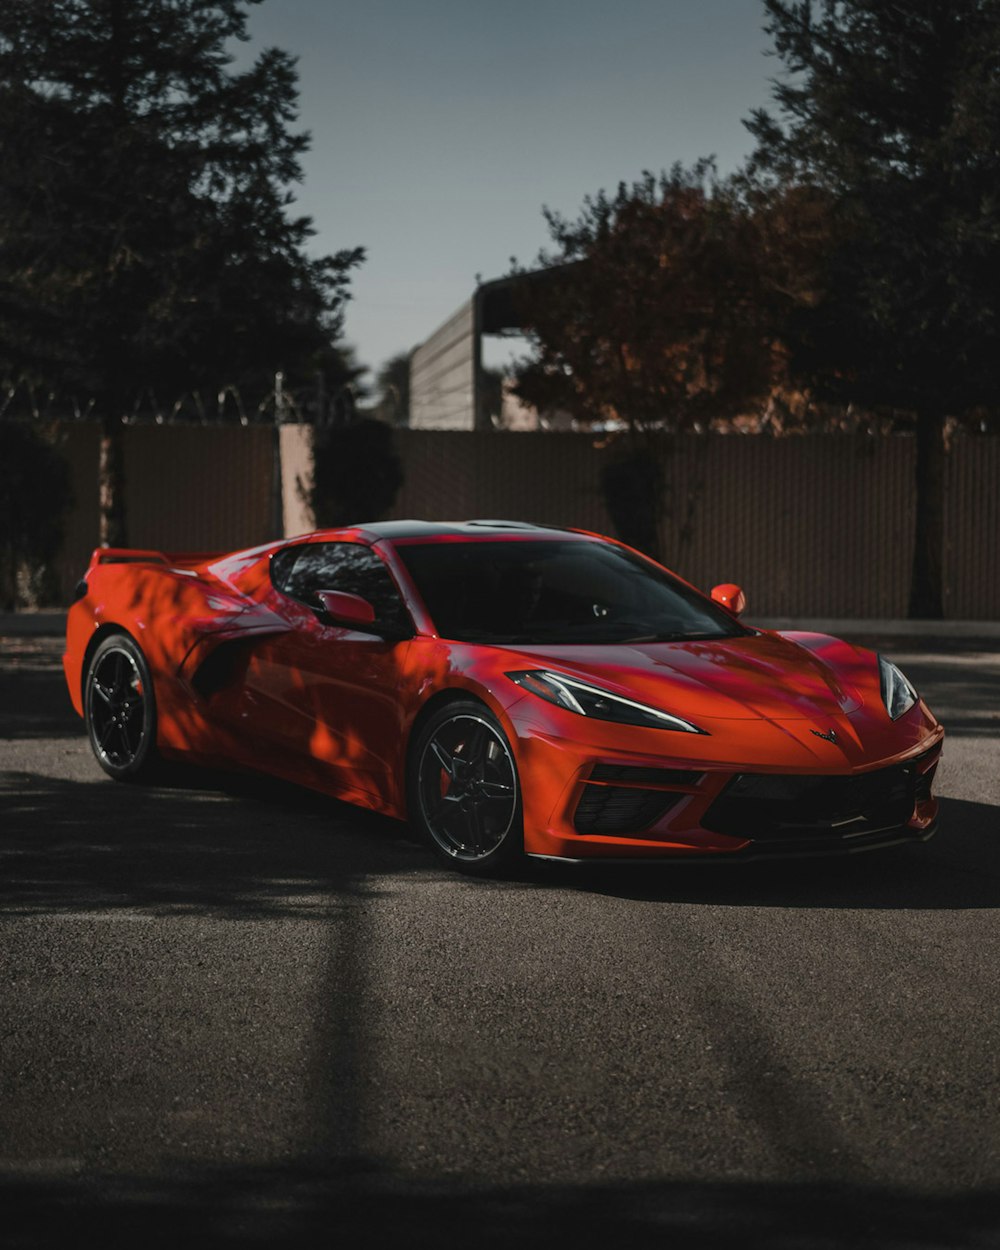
[50,422,276,600]
[34,423,1000,618]
[387,431,999,619]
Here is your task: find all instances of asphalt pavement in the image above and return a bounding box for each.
[1,629,999,1248]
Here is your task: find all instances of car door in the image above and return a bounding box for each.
[241,541,413,806]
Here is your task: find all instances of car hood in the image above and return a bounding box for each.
[501,630,867,722]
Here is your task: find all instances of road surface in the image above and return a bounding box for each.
[1,633,998,1247]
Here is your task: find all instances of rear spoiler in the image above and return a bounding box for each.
[88,548,222,570]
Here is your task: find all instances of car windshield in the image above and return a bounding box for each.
[394,539,748,645]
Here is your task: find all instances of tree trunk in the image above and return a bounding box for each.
[600,433,666,561]
[98,414,128,548]
[907,410,946,619]
[0,542,15,611]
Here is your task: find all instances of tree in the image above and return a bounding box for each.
[745,0,1000,617]
[0,0,363,545]
[512,164,786,430]
[0,423,73,609]
[509,163,806,555]
[373,352,411,426]
[310,418,403,529]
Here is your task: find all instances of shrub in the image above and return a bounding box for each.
[0,421,73,609]
[309,418,403,529]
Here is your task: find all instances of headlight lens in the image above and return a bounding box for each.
[506,669,706,734]
[878,655,918,720]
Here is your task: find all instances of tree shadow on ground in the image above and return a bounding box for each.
[0,636,78,739]
[1,1163,997,1249]
[0,765,446,919]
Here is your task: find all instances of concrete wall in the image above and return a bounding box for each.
[409,300,476,430]
[279,423,315,539]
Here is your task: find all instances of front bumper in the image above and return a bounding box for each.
[507,697,944,862]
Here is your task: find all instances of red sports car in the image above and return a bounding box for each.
[64,520,943,874]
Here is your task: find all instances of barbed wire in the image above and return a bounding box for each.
[0,372,361,427]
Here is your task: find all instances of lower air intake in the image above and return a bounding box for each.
[701,758,925,842]
[574,786,683,836]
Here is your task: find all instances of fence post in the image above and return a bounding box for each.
[271,371,285,538]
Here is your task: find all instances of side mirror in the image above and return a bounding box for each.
[711,583,747,618]
[316,589,376,629]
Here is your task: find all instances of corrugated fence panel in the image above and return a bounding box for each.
[54,423,102,595]
[945,438,1000,619]
[662,437,915,616]
[390,431,612,533]
[49,423,276,601]
[125,425,276,554]
[45,423,1000,617]
[389,431,996,618]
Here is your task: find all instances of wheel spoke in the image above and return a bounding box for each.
[120,715,140,755]
[462,721,488,768]
[93,681,114,707]
[114,722,133,760]
[111,652,126,695]
[430,738,457,778]
[480,780,513,796]
[428,792,462,820]
[466,800,485,854]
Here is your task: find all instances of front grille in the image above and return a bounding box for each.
[702,757,927,842]
[589,763,703,787]
[574,786,683,835]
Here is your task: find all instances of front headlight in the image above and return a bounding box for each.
[878,655,918,720]
[506,669,706,734]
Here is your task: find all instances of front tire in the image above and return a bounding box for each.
[84,633,158,781]
[408,700,523,876]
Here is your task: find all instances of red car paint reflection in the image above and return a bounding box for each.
[64,520,943,875]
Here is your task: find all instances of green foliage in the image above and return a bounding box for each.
[373,353,411,426]
[310,419,403,530]
[745,0,1000,418]
[0,423,73,609]
[510,162,787,433]
[746,0,1000,615]
[0,0,364,409]
[508,163,810,556]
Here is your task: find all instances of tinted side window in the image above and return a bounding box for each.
[271,543,410,631]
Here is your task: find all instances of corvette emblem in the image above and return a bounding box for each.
[811,728,838,743]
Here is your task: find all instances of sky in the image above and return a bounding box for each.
[243,0,778,384]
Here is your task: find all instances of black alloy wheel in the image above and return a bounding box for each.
[85,634,158,780]
[410,700,523,875]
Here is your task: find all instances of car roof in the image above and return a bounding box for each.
[346,519,588,543]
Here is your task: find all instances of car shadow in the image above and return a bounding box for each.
[4,762,997,914]
[527,796,1000,911]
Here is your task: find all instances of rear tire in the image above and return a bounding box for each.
[408,700,523,876]
[84,633,158,781]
